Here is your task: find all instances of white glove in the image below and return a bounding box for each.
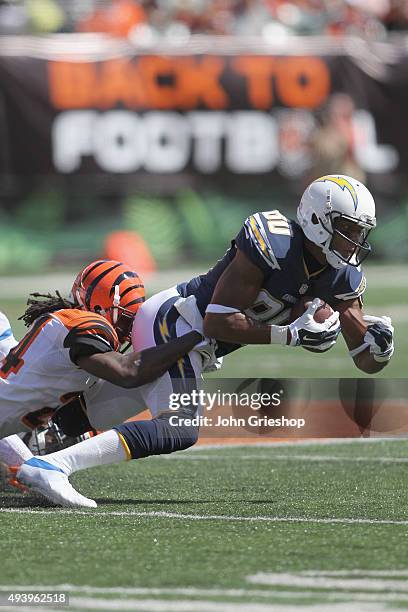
[363,314,394,362]
[194,337,223,373]
[288,298,341,350]
[174,295,221,372]
[174,295,204,335]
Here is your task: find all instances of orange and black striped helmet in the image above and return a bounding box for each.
[70,260,145,342]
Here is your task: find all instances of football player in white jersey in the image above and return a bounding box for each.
[7,175,395,509]
[0,259,208,506]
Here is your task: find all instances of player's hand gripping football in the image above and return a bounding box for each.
[362,314,394,362]
[288,298,341,351]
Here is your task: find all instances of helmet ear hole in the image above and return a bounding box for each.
[311,213,319,225]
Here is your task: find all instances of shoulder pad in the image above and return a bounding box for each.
[333,266,367,302]
[53,309,119,352]
[243,211,295,270]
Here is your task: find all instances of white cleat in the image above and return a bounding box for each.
[16,458,97,509]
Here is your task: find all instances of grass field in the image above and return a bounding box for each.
[0,265,406,611]
[1,440,408,611]
[1,264,406,377]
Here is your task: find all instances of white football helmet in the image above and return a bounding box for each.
[297,175,376,269]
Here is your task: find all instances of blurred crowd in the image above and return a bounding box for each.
[0,0,407,40]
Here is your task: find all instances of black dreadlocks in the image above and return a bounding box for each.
[19,292,75,327]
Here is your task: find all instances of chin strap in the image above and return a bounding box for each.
[112,285,121,325]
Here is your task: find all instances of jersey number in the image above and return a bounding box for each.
[263,211,291,236]
[245,290,290,324]
[0,317,49,380]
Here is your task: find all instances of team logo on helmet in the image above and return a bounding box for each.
[316,175,358,211]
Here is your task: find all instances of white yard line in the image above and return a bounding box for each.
[1,508,408,525]
[2,577,408,612]
[247,573,408,592]
[64,598,385,612]
[303,570,408,576]
[1,584,407,601]
[1,582,408,600]
[159,453,408,463]
[0,591,399,612]
[0,586,342,599]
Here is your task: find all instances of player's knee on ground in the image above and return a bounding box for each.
[114,412,199,459]
[52,395,93,437]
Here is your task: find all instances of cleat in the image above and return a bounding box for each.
[7,466,29,492]
[0,463,28,493]
[16,458,97,509]
[7,465,28,493]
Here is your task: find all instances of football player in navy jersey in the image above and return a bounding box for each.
[11,175,394,507]
[199,174,393,373]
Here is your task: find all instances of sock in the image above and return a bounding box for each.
[0,434,33,466]
[43,430,128,476]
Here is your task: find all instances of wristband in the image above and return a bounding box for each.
[349,342,369,358]
[205,304,241,314]
[270,325,288,345]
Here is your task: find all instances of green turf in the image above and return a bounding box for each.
[1,441,408,610]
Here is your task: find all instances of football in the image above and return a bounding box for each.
[290,296,334,324]
[290,297,335,352]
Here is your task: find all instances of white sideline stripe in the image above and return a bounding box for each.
[0,586,315,599]
[303,570,408,576]
[1,583,408,604]
[247,573,408,592]
[59,598,387,612]
[0,599,391,612]
[1,508,408,525]
[2,582,408,596]
[161,453,408,464]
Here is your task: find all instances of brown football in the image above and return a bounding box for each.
[290,296,334,324]
[289,297,335,353]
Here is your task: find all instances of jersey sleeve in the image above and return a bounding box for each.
[235,212,289,273]
[332,266,367,304]
[61,313,119,365]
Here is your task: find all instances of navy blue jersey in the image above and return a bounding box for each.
[178,210,366,356]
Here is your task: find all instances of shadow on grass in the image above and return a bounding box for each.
[93,497,277,506]
[0,492,55,508]
[93,497,217,506]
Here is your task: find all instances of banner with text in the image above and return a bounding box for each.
[0,37,407,193]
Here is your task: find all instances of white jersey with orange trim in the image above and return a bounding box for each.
[0,309,119,438]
